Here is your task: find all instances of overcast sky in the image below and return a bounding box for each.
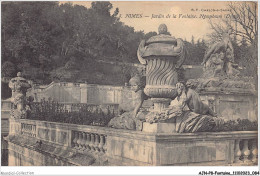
[62,1,233,42]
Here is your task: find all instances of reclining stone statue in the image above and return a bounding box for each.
[184,82,217,117]
[145,81,223,132]
[167,82,223,132]
[108,75,147,130]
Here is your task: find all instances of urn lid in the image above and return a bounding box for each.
[142,24,183,57]
[146,34,177,45]
[10,75,27,82]
[146,24,177,44]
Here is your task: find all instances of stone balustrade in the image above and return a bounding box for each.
[72,131,107,154]
[5,119,258,166]
[21,123,36,137]
[234,138,258,164]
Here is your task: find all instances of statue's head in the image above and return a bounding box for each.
[158,24,168,35]
[186,79,197,89]
[129,75,142,92]
[176,82,185,95]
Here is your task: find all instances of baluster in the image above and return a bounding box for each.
[90,134,95,151]
[73,131,79,149]
[241,139,250,163]
[95,134,100,153]
[25,124,27,135]
[33,125,36,137]
[23,124,26,135]
[81,132,87,151]
[29,125,32,136]
[250,139,258,163]
[99,135,105,153]
[234,139,242,163]
[32,125,34,136]
[31,125,33,136]
[28,125,31,136]
[85,133,91,151]
[103,136,107,153]
[26,124,28,135]
[77,132,83,150]
[21,124,24,134]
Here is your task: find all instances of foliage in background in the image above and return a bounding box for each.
[1,1,257,89]
[2,1,208,86]
[1,2,143,84]
[183,38,207,65]
[213,119,258,132]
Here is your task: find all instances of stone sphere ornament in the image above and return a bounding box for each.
[158,24,168,34]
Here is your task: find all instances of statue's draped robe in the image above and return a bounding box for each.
[166,92,223,133]
[175,111,221,133]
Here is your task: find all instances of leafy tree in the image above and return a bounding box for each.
[1,61,16,77]
[191,35,195,45]
[144,32,157,40]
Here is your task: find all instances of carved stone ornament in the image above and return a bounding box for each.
[201,31,240,78]
[137,24,187,112]
[9,72,31,119]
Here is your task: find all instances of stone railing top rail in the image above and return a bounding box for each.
[15,119,258,142]
[31,82,129,92]
[44,102,119,106]
[200,87,257,95]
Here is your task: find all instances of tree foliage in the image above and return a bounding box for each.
[2,2,146,84]
[3,1,255,87]
[206,2,257,86]
[183,39,207,65]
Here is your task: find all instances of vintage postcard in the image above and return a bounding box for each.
[1,1,258,175]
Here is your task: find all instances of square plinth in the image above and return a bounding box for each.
[142,122,176,133]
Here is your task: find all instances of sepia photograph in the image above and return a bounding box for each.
[1,0,258,175]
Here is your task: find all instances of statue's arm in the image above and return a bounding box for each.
[137,40,147,65]
[201,43,218,65]
[133,99,144,118]
[185,90,192,111]
[133,90,144,118]
[193,98,201,114]
[192,91,203,114]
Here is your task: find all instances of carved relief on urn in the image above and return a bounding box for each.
[137,24,187,111]
[9,72,32,118]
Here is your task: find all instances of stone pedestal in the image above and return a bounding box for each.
[142,122,176,133]
[151,98,171,112]
[80,84,88,104]
[199,88,257,121]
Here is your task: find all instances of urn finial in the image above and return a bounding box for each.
[158,24,168,34]
[17,72,22,77]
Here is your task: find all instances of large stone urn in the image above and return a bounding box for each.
[137,24,187,112]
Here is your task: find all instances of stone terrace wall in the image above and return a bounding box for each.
[5,119,258,166]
